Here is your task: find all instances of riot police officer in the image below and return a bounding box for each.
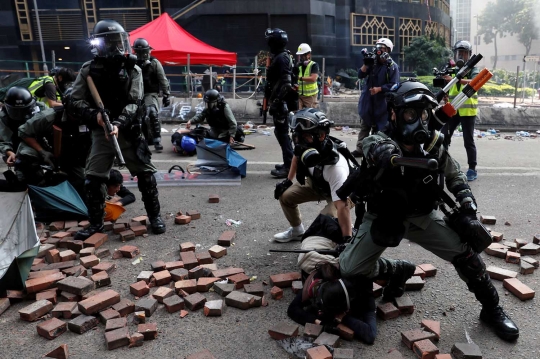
[69,19,166,239]
[132,38,171,152]
[339,80,519,342]
[264,28,297,179]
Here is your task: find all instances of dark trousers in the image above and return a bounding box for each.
[273,117,293,169]
[446,113,477,170]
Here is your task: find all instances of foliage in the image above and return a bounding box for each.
[403,35,452,76]
[508,0,539,56]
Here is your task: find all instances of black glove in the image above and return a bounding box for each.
[162,95,170,108]
[112,115,127,129]
[269,100,287,117]
[368,141,400,169]
[39,150,55,168]
[274,179,293,200]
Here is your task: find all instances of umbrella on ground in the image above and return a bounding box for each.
[194,138,247,177]
[28,181,88,222]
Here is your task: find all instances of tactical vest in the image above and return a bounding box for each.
[28,76,60,107]
[448,72,478,116]
[298,61,318,97]
[296,148,341,197]
[88,60,132,118]
[205,103,229,130]
[141,57,160,94]
[1,111,23,152]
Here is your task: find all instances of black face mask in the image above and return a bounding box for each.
[395,107,431,145]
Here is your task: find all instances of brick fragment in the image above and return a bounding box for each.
[186,210,200,219]
[49,221,65,231]
[129,332,144,348]
[59,291,79,302]
[175,215,191,224]
[137,270,154,283]
[180,251,199,270]
[505,251,521,264]
[520,261,536,275]
[83,233,108,248]
[57,276,95,296]
[131,225,147,236]
[79,255,100,269]
[514,238,528,248]
[52,302,77,319]
[244,282,264,297]
[269,272,302,288]
[401,329,437,349]
[37,244,56,258]
[0,297,10,316]
[480,215,496,224]
[204,299,224,316]
[138,322,158,340]
[503,278,535,300]
[372,282,383,298]
[78,289,120,315]
[337,323,354,341]
[304,322,323,338]
[212,267,244,279]
[519,243,540,255]
[218,230,235,246]
[19,300,53,321]
[113,223,126,233]
[213,282,235,297]
[135,297,158,317]
[111,298,134,317]
[185,292,207,310]
[165,261,184,271]
[105,327,130,350]
[434,355,452,359]
[228,273,250,289]
[180,242,196,252]
[196,251,213,265]
[186,349,216,359]
[333,348,355,359]
[395,295,415,314]
[131,216,148,225]
[188,266,206,280]
[502,241,518,252]
[306,345,332,359]
[414,266,426,279]
[152,270,171,286]
[25,272,65,294]
[377,302,400,320]
[170,268,189,281]
[420,319,441,340]
[99,308,120,323]
[451,343,483,359]
[179,310,188,318]
[521,256,539,268]
[484,243,508,258]
[91,271,111,288]
[200,263,218,271]
[95,248,110,258]
[490,231,503,242]
[405,276,425,291]
[52,231,71,239]
[59,250,77,262]
[133,311,146,324]
[119,229,135,241]
[175,279,197,294]
[44,344,68,359]
[268,321,299,340]
[91,262,116,275]
[197,277,220,292]
[163,295,184,313]
[486,266,518,281]
[36,290,58,304]
[152,286,174,303]
[413,339,439,359]
[118,245,140,258]
[291,280,303,294]
[37,317,67,340]
[208,245,227,258]
[46,249,61,264]
[105,317,127,332]
[208,194,220,203]
[225,291,261,310]
[78,220,90,228]
[270,286,283,300]
[418,264,437,277]
[130,280,150,297]
[314,332,341,347]
[79,247,95,257]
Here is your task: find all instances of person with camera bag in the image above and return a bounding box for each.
[352,38,400,158]
[339,80,519,342]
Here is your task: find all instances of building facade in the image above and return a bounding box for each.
[1,0,451,75]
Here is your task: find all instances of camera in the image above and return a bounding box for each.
[432,59,458,88]
[361,48,377,66]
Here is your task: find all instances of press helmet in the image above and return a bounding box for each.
[376,38,394,52]
[296,43,312,55]
[4,87,37,122]
[90,19,131,58]
[133,38,152,62]
[265,28,288,53]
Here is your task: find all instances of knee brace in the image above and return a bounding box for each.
[452,248,487,290]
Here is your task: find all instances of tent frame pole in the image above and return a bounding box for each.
[209,66,213,90]
[254,55,258,99]
[233,65,236,98]
[187,54,191,100]
[321,57,325,103]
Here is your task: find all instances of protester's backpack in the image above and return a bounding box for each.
[0,77,37,102]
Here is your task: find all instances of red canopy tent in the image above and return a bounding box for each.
[129,13,237,66]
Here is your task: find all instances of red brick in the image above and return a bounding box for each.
[180,242,196,252]
[138,323,158,340]
[480,215,496,224]
[130,281,150,297]
[79,247,95,257]
[129,332,144,348]
[105,317,127,332]
[486,266,518,281]
[62,265,86,277]
[49,221,65,231]
[118,229,135,241]
[186,210,200,220]
[180,310,189,318]
[57,250,75,262]
[135,297,158,317]
[163,295,184,313]
[228,273,250,289]
[78,289,121,315]
[485,243,508,258]
[395,295,415,314]
[19,300,53,321]
[60,291,79,302]
[418,264,437,277]
[268,322,299,340]
[337,323,354,341]
[175,280,197,294]
[102,221,114,231]
[66,226,83,235]
[118,245,140,258]
[175,215,191,224]
[42,260,78,271]
[186,349,216,359]
[44,344,68,359]
[0,297,10,316]
[111,298,135,317]
[31,263,48,271]
[413,339,439,359]
[37,317,67,340]
[196,251,213,265]
[520,261,535,275]
[405,276,425,291]
[113,223,126,233]
[165,261,184,270]
[197,277,220,292]
[170,268,189,281]
[6,289,26,302]
[91,262,116,275]
[269,272,302,288]
[420,319,441,340]
[91,271,111,288]
[203,299,224,317]
[37,244,56,258]
[372,282,383,298]
[435,355,452,359]
[57,276,95,296]
[208,245,227,258]
[414,266,426,279]
[244,282,265,297]
[131,225,147,236]
[180,251,198,270]
[36,290,58,304]
[131,216,148,225]
[505,251,521,264]
[502,241,519,252]
[188,266,205,280]
[292,281,303,294]
[99,308,121,323]
[46,249,61,264]
[95,248,110,258]
[218,231,235,246]
[151,260,166,271]
[152,287,174,303]
[25,272,65,294]
[105,327,130,350]
[64,221,78,229]
[306,345,332,359]
[78,220,90,228]
[304,323,323,338]
[79,255,99,269]
[152,270,171,286]
[514,238,528,248]
[270,286,283,300]
[519,243,540,255]
[208,194,220,203]
[491,231,503,242]
[534,234,540,244]
[186,292,209,311]
[377,302,400,320]
[52,302,77,319]
[313,332,341,347]
[212,267,244,279]
[83,233,108,248]
[503,278,535,300]
[401,329,438,349]
[52,231,71,239]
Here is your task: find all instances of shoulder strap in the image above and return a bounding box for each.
[329,135,360,168]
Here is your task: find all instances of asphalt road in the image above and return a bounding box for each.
[1,127,539,359]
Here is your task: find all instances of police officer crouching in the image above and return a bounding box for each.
[69,19,166,239]
[132,38,170,152]
[338,80,519,342]
[186,89,238,144]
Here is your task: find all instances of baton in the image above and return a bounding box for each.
[391,156,439,170]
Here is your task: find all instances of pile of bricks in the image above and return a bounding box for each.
[481,215,537,301]
[397,319,445,358]
[174,209,202,225]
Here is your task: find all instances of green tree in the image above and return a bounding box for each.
[508,0,539,56]
[403,35,452,76]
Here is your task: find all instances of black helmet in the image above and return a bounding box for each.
[4,87,37,122]
[49,67,60,76]
[203,89,223,112]
[90,19,130,58]
[133,38,152,62]
[290,108,333,134]
[265,28,288,53]
[386,80,438,110]
[290,108,335,167]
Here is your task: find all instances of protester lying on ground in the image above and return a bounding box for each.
[105,169,135,206]
[171,128,200,156]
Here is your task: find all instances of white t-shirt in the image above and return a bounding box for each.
[308,153,350,202]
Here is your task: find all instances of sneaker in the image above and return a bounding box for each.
[351,150,362,158]
[273,227,304,243]
[480,305,519,341]
[270,167,289,179]
[466,169,478,181]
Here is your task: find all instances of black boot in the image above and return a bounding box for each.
[74,177,106,240]
[137,172,166,234]
[453,250,519,341]
[148,105,163,153]
[154,138,163,153]
[270,167,289,179]
[375,258,416,301]
[275,164,285,170]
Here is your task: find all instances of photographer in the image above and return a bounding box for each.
[352,38,399,158]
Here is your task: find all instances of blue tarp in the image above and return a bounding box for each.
[28,181,88,222]
[195,138,247,177]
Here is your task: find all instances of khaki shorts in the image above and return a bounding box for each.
[299,95,318,109]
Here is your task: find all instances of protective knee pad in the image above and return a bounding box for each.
[452,249,487,289]
[148,105,161,138]
[137,172,158,197]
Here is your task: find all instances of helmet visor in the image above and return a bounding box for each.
[94,32,130,57]
[290,116,319,131]
[401,93,438,109]
[376,44,388,53]
[6,101,37,122]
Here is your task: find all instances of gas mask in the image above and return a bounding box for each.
[395,106,431,145]
[206,100,220,115]
[293,130,338,168]
[454,49,469,68]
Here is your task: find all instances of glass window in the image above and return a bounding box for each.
[96,0,146,7]
[32,0,80,10]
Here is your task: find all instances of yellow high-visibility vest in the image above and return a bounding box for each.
[28,76,60,107]
[299,61,319,97]
[448,74,478,116]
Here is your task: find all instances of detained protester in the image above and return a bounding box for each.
[105,169,135,206]
[27,67,76,108]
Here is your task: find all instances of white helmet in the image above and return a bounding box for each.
[296,43,312,55]
[376,38,393,52]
